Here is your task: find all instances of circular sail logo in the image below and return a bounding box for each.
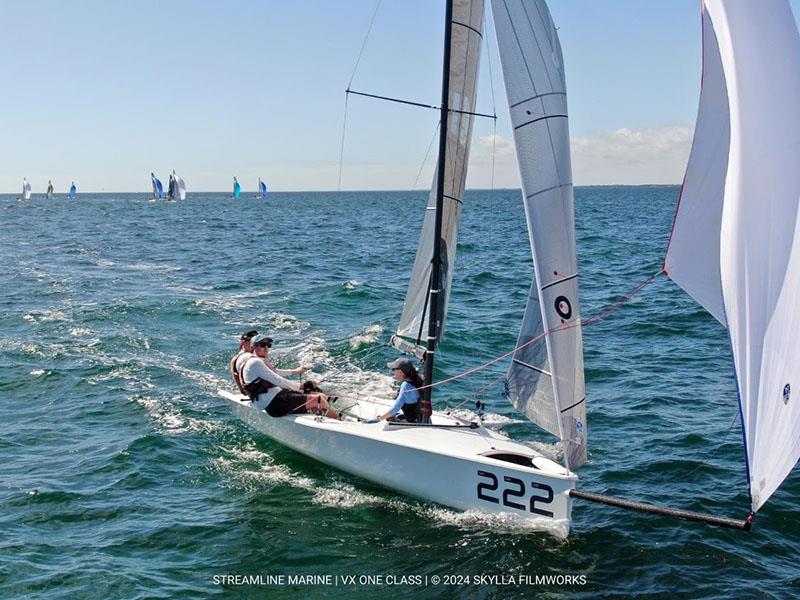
[554,296,572,320]
[783,383,791,405]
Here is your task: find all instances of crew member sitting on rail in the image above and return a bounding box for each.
[242,334,337,418]
[230,329,258,394]
[376,358,421,422]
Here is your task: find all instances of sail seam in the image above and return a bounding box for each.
[541,274,578,291]
[444,194,464,205]
[512,358,551,376]
[525,183,570,199]
[560,397,586,413]
[510,91,565,108]
[452,20,483,38]
[514,114,567,130]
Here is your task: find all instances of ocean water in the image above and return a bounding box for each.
[1,188,798,599]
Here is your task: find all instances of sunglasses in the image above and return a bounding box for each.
[255,341,273,349]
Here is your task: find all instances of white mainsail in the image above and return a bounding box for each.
[22,179,32,200]
[665,0,800,512]
[492,0,586,469]
[392,0,484,358]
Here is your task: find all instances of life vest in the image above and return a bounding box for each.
[242,356,276,400]
[243,377,276,400]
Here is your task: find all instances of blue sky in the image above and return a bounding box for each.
[1,0,798,193]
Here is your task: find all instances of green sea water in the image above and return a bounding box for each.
[1,188,798,598]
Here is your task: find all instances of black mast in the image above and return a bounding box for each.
[420,0,454,424]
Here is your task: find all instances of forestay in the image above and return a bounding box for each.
[492,0,586,469]
[392,0,484,358]
[665,0,800,512]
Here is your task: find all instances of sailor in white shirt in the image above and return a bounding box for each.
[242,334,338,419]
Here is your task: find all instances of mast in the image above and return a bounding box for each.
[420,0,454,423]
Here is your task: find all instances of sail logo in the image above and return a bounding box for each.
[554,296,572,320]
[783,384,791,405]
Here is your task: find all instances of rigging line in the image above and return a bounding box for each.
[346,89,498,119]
[412,121,441,190]
[347,0,383,89]
[410,270,663,394]
[682,411,741,479]
[337,92,349,192]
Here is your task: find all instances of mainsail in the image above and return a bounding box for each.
[492,0,586,469]
[69,182,77,199]
[259,178,268,199]
[22,179,32,200]
[665,0,800,512]
[392,0,484,358]
[233,177,241,199]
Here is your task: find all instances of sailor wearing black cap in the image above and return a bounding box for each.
[242,334,338,419]
[375,358,422,422]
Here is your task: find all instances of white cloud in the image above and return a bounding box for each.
[571,125,693,185]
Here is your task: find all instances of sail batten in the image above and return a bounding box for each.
[392,0,484,358]
[492,0,586,469]
[666,0,800,512]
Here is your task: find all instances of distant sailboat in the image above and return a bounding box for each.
[258,177,268,199]
[45,180,54,199]
[68,182,77,199]
[21,179,32,200]
[151,173,163,199]
[233,176,241,199]
[173,170,186,200]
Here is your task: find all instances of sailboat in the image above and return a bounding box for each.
[258,177,268,200]
[20,178,32,200]
[219,0,800,534]
[45,180,54,199]
[173,170,187,200]
[233,176,241,199]
[151,173,163,199]
[68,182,77,199]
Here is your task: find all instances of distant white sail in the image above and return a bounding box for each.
[22,179,32,200]
[174,172,186,200]
[392,0,484,358]
[666,0,800,512]
[492,0,586,469]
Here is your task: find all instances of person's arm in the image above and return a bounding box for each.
[273,366,309,377]
[378,384,410,421]
[254,361,302,392]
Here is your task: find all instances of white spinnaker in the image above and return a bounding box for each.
[667,0,800,511]
[393,0,484,358]
[492,0,586,469]
[176,175,187,200]
[663,6,728,324]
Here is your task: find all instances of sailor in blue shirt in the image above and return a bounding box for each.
[377,358,422,422]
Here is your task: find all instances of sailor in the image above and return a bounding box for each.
[242,334,337,419]
[375,358,421,422]
[230,329,258,394]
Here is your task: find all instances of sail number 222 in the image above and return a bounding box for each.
[476,470,554,517]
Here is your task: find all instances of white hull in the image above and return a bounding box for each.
[219,390,577,536]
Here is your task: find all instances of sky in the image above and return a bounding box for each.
[1,0,799,193]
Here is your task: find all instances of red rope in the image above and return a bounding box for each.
[414,270,663,393]
[323,271,663,405]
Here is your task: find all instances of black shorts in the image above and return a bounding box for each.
[266,389,308,417]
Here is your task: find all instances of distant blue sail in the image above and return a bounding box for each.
[152,176,163,199]
[68,183,77,198]
[259,179,268,199]
[233,178,241,199]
